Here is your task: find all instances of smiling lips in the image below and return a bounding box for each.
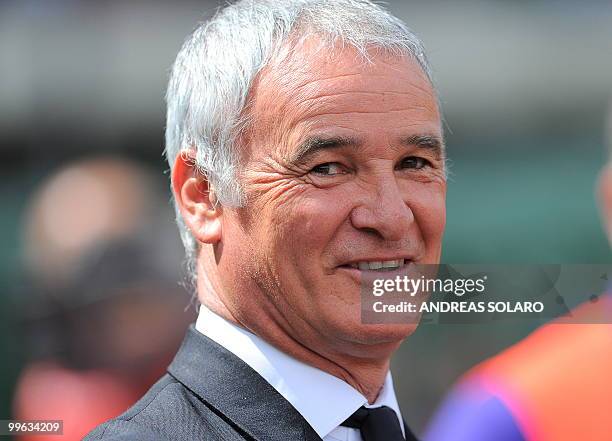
[346,259,408,271]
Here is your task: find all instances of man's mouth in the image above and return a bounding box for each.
[341,259,409,272]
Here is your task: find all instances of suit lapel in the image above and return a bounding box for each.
[403,417,420,441]
[168,325,322,441]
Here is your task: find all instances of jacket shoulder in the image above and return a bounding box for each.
[84,374,244,441]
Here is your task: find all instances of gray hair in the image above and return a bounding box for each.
[165,0,435,283]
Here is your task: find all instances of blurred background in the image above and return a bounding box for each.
[0,0,611,438]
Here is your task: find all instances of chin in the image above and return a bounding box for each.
[324,319,419,357]
[352,322,418,344]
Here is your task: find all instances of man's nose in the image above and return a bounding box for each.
[349,177,415,241]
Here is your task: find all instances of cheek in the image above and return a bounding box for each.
[269,192,349,261]
[256,189,353,301]
[408,182,447,246]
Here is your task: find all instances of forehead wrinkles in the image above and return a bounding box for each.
[244,38,344,148]
[242,37,437,161]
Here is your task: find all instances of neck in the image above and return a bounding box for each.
[196,253,401,403]
[200,295,396,403]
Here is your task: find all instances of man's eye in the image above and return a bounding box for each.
[400,156,431,170]
[310,162,347,176]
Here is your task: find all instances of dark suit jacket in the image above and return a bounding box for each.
[86,325,419,441]
[85,325,322,440]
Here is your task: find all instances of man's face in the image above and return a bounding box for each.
[217,41,446,354]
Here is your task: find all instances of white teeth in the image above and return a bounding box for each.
[369,261,383,270]
[382,260,399,268]
[354,259,405,271]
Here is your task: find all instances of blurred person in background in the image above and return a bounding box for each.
[423,105,612,441]
[13,157,194,441]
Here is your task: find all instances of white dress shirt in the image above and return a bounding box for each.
[195,306,405,441]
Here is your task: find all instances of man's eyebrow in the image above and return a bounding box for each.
[289,133,445,164]
[401,134,445,157]
[290,135,362,164]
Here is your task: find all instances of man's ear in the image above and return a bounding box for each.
[597,163,612,244]
[172,151,222,244]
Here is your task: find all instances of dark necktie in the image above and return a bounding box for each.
[340,406,419,441]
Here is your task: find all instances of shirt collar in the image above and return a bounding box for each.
[195,305,405,439]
